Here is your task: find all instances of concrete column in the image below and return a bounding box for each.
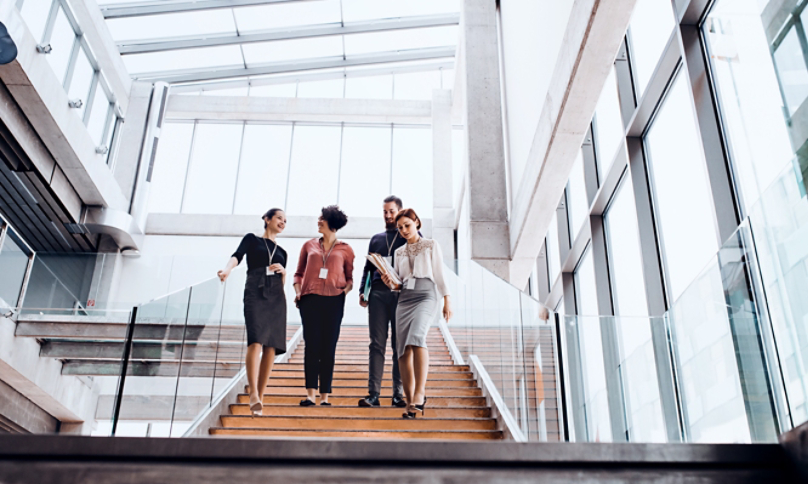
[462,0,510,280]
[432,89,455,265]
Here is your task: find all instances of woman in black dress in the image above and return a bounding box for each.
[218,208,288,416]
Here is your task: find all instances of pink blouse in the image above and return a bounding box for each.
[293,238,355,297]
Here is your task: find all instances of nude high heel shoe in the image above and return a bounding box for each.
[249,393,263,416]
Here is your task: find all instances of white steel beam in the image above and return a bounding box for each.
[133,47,456,84]
[169,60,454,93]
[100,0,316,18]
[164,95,432,124]
[118,14,460,54]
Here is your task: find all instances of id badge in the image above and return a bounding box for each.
[319,268,329,279]
[406,278,416,290]
[266,267,275,276]
[383,256,393,267]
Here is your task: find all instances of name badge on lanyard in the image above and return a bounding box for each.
[406,278,416,290]
[319,239,336,280]
[264,238,278,276]
[383,256,393,267]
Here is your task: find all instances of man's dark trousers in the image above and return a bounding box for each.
[367,283,403,396]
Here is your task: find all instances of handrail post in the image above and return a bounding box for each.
[111,306,138,436]
[554,312,570,442]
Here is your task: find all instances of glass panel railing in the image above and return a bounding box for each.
[0,225,33,313]
[559,218,780,443]
[443,259,561,442]
[105,269,246,437]
[747,160,808,429]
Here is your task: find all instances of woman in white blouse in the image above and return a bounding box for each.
[380,208,452,419]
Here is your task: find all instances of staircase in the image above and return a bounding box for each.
[210,325,503,440]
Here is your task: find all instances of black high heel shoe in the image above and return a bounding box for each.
[413,396,427,417]
[402,397,427,419]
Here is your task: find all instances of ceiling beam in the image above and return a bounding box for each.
[164,95,433,124]
[118,14,460,54]
[101,0,316,19]
[169,60,454,93]
[132,46,456,84]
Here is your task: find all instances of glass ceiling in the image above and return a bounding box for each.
[97,0,460,86]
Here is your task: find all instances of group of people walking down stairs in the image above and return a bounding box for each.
[217,196,452,420]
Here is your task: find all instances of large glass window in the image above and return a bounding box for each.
[20,0,52,43]
[148,123,195,214]
[567,149,589,239]
[182,123,243,214]
[704,0,796,211]
[297,78,345,98]
[645,72,718,302]
[594,66,625,181]
[391,127,433,217]
[546,211,561,285]
[628,0,676,97]
[393,71,443,100]
[47,6,76,85]
[87,83,111,145]
[574,247,612,441]
[604,174,647,317]
[286,125,342,216]
[338,126,392,217]
[604,174,665,442]
[345,75,393,100]
[67,47,94,120]
[232,124,293,215]
[0,227,30,309]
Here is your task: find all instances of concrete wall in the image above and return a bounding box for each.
[0,314,99,434]
[500,0,575,200]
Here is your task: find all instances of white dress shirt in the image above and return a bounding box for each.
[393,238,450,297]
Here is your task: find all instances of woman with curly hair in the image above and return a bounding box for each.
[293,205,355,406]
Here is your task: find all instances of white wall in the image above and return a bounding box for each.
[500,0,575,204]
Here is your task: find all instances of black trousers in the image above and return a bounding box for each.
[299,293,345,393]
[368,284,403,396]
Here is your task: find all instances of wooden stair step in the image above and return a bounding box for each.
[208,428,502,440]
[253,395,487,406]
[270,370,474,380]
[229,403,491,418]
[271,364,469,371]
[248,387,482,396]
[262,378,476,388]
[219,415,498,431]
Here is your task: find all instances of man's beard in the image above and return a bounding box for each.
[385,220,396,230]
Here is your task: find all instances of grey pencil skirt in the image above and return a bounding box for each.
[243,268,287,355]
[395,278,438,357]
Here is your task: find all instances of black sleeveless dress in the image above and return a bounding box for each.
[232,234,287,354]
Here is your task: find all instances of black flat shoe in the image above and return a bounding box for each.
[391,395,407,408]
[299,399,316,407]
[320,401,332,406]
[359,394,380,407]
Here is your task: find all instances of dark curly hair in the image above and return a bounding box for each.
[320,205,348,231]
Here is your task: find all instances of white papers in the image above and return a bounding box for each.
[366,253,402,288]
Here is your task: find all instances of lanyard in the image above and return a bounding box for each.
[263,237,278,266]
[385,231,398,257]
[319,238,337,267]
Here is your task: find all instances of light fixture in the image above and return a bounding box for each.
[36,44,52,54]
[121,248,141,258]
[68,99,83,109]
[95,146,109,155]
